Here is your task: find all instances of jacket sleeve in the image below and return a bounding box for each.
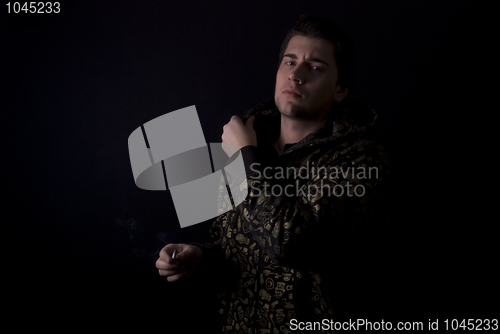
[231,139,390,267]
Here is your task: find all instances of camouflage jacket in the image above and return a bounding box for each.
[197,97,390,334]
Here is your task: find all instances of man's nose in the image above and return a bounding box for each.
[288,64,306,84]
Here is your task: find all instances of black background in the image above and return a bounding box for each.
[2,0,497,331]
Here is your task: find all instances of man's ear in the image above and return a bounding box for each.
[333,86,349,103]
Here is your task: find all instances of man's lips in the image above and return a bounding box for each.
[283,88,302,97]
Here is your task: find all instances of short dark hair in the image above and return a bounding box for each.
[279,13,357,93]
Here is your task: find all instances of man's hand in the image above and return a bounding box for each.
[221,115,257,157]
[156,243,204,282]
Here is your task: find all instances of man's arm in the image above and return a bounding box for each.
[156,174,238,283]
[221,113,390,265]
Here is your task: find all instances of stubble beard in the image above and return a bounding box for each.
[276,96,331,122]
[275,96,309,120]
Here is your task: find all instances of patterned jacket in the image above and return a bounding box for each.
[197,96,391,333]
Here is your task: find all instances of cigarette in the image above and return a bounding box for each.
[172,250,177,260]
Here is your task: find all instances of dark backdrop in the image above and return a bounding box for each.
[2,0,497,331]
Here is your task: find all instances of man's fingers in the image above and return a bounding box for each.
[228,115,245,130]
[231,115,243,123]
[171,251,184,262]
[156,244,203,281]
[158,243,197,265]
[158,269,175,277]
[166,267,197,282]
[159,267,185,278]
[173,245,198,262]
[155,258,179,270]
[157,259,186,278]
[171,246,193,263]
[159,243,180,264]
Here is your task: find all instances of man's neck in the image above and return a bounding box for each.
[273,115,325,155]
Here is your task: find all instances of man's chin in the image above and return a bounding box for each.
[278,103,309,119]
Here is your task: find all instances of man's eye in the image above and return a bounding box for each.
[285,61,294,66]
[312,66,322,71]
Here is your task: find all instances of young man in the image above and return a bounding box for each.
[156,14,390,333]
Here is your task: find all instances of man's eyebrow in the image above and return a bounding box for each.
[283,53,330,66]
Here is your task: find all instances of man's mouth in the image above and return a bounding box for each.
[283,88,302,98]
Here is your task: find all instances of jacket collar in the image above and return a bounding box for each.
[242,96,378,154]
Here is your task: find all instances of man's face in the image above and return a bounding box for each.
[274,35,348,121]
